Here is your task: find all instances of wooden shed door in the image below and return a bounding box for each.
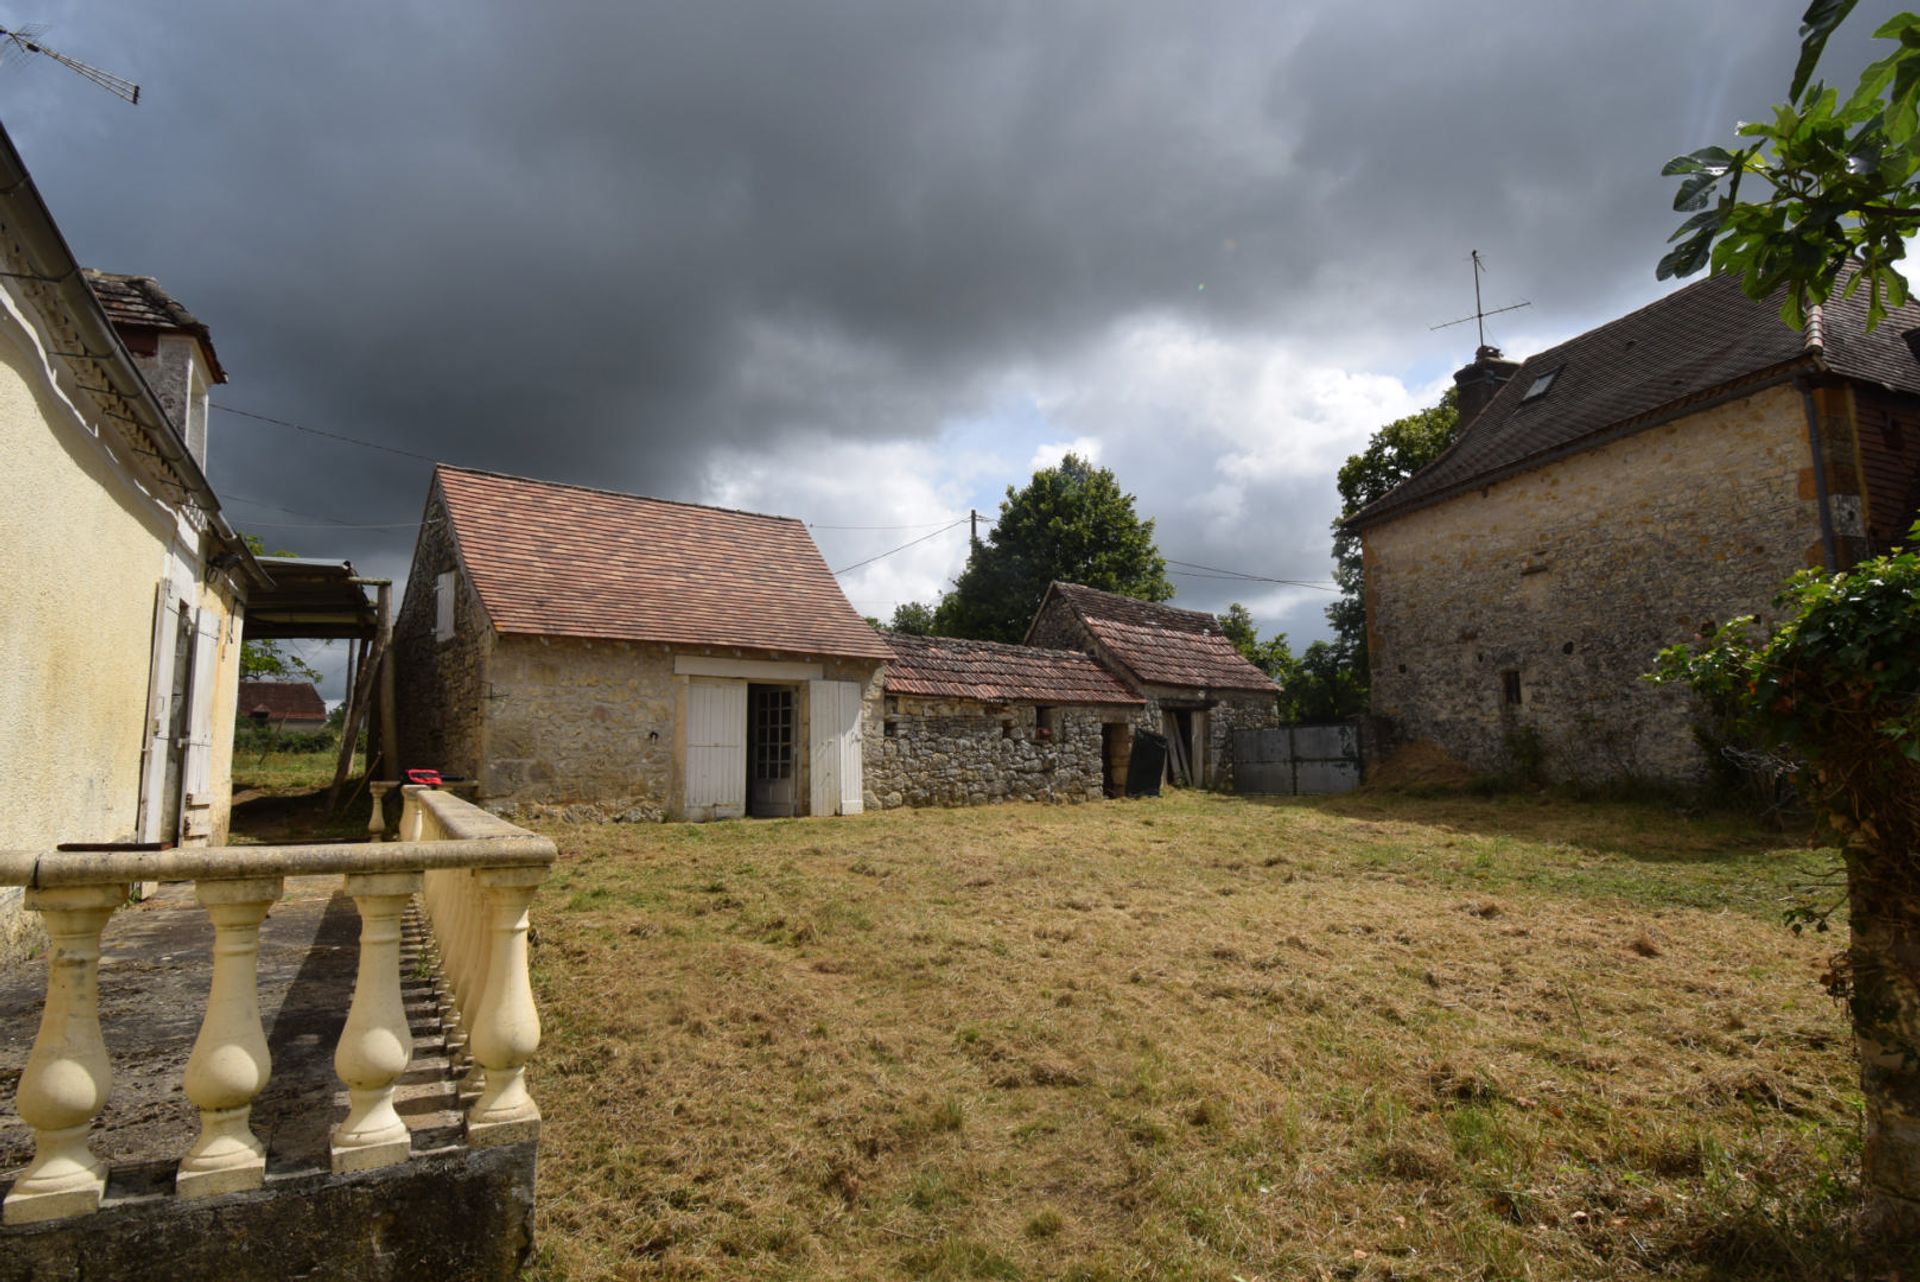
[685,678,747,820]
[808,679,865,816]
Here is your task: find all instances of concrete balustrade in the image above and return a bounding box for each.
[177,876,283,1197]
[4,883,126,1225]
[0,788,554,1225]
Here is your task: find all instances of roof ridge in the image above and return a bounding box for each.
[1054,580,1222,628]
[881,629,1104,659]
[436,463,807,526]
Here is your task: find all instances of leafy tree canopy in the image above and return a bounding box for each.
[889,601,936,635]
[1660,1,1920,330]
[933,454,1172,643]
[1326,390,1462,673]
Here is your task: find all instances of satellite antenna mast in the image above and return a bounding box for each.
[1429,250,1529,350]
[0,25,140,104]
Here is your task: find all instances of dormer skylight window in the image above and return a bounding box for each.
[1520,365,1563,402]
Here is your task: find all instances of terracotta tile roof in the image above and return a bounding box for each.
[81,269,227,383]
[436,466,893,660]
[1036,582,1278,693]
[239,681,327,722]
[1349,268,1920,529]
[882,631,1143,705]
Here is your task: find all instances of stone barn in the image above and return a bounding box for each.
[867,631,1144,808]
[395,466,892,821]
[1346,270,1920,782]
[1023,582,1281,789]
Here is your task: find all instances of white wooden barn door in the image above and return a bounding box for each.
[685,678,747,820]
[808,680,865,817]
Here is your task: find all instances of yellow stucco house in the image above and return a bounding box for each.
[0,124,267,961]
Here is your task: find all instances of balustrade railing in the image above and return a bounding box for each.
[0,787,554,1226]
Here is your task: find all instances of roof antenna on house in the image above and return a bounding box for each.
[1430,250,1529,353]
[0,25,140,104]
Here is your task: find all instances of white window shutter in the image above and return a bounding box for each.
[435,571,456,641]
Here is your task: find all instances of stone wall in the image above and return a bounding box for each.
[1362,383,1826,781]
[1129,689,1280,791]
[482,635,678,820]
[865,695,1111,808]
[1027,596,1281,791]
[393,490,494,784]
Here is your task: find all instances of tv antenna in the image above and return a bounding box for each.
[0,25,140,105]
[1430,250,1528,350]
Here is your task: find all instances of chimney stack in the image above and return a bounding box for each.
[1453,344,1520,426]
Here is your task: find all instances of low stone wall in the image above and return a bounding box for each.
[865,696,1109,809]
[0,1141,535,1282]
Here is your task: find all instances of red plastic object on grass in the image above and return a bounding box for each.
[405,768,443,787]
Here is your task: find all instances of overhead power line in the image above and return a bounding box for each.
[832,519,968,575]
[212,404,441,464]
[1164,558,1339,591]
[809,518,962,531]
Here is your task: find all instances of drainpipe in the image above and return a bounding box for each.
[1796,375,1840,573]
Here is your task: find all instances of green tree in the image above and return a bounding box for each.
[1220,602,1302,688]
[1327,391,1462,680]
[1655,9,1920,1265]
[889,601,936,635]
[1652,529,1920,1270]
[238,534,321,683]
[932,454,1172,643]
[1660,1,1920,330]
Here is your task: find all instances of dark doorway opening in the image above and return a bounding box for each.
[1101,723,1132,798]
[747,684,797,817]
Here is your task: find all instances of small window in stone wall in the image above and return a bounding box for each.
[1001,720,1014,740]
[884,719,897,738]
[1034,706,1055,739]
[1501,670,1522,705]
[434,570,456,643]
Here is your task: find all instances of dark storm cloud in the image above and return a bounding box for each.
[5,0,1902,653]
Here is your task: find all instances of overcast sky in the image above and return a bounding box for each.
[5,2,1902,694]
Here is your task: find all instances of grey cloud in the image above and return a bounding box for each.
[7,0,1899,660]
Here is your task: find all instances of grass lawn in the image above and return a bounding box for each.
[523,791,1856,1281]
[227,748,372,843]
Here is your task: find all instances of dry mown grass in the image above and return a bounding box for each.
[524,791,1858,1281]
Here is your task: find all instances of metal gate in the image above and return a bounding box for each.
[1232,724,1360,795]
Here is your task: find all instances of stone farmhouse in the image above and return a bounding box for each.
[869,631,1144,808]
[1025,582,1282,790]
[1347,270,1920,781]
[394,466,893,821]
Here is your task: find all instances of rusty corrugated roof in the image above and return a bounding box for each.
[436,466,894,660]
[882,631,1142,705]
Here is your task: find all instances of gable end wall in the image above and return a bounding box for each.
[1363,383,1823,781]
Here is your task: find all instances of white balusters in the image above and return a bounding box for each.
[465,868,547,1144]
[0,788,554,1222]
[4,883,126,1226]
[329,870,422,1173]
[367,781,396,842]
[177,877,283,1198]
